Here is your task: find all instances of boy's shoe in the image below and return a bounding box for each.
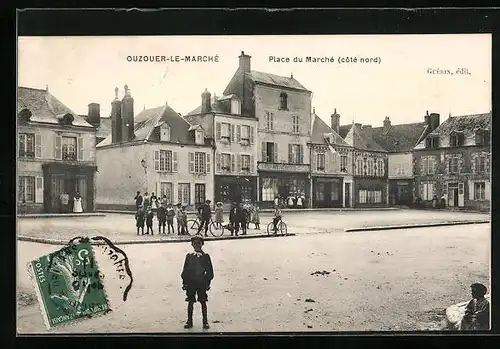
[184,322,193,329]
[203,323,210,329]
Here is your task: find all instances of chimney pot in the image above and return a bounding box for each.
[355,123,362,129]
[45,84,49,92]
[330,111,340,134]
[383,117,391,130]
[201,89,212,113]
[88,103,101,127]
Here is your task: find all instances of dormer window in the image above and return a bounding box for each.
[230,98,241,115]
[279,92,288,110]
[56,113,74,126]
[18,109,32,122]
[160,124,170,142]
[475,129,490,146]
[450,131,464,147]
[425,136,439,149]
[195,130,204,145]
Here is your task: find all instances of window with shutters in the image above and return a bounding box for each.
[222,153,231,171]
[425,136,439,149]
[195,130,204,145]
[279,92,288,110]
[450,132,464,147]
[265,112,275,130]
[221,122,230,141]
[292,115,299,133]
[448,156,459,174]
[19,133,35,158]
[160,124,170,142]
[265,142,276,163]
[356,157,363,176]
[421,156,436,175]
[160,182,173,203]
[158,150,172,172]
[317,153,325,171]
[18,176,35,203]
[474,182,486,200]
[340,155,348,173]
[475,156,486,173]
[241,154,251,171]
[367,158,374,176]
[475,129,490,146]
[241,125,250,142]
[178,183,190,206]
[290,144,301,164]
[194,152,206,174]
[62,136,77,160]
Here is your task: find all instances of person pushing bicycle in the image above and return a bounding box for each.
[272,204,282,235]
[197,200,212,237]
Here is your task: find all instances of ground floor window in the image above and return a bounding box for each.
[160,182,173,203]
[315,182,325,201]
[359,189,382,204]
[19,176,35,203]
[261,178,278,201]
[195,183,206,206]
[261,175,307,202]
[474,182,486,200]
[178,183,190,206]
[421,182,434,200]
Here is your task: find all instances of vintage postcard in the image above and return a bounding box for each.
[17,34,491,333]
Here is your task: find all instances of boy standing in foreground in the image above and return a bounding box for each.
[181,236,214,329]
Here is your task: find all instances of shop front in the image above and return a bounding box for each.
[259,172,309,209]
[389,179,413,206]
[354,178,387,208]
[214,175,257,208]
[42,163,97,213]
[312,176,343,208]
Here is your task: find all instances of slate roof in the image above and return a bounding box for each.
[338,123,386,152]
[187,96,228,116]
[310,113,349,146]
[98,104,203,147]
[247,71,309,91]
[429,112,491,136]
[363,122,428,153]
[17,87,93,128]
[96,117,112,140]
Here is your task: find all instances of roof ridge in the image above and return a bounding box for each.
[19,86,47,92]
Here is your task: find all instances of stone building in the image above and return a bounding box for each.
[309,109,355,208]
[221,51,312,208]
[339,121,388,207]
[363,113,434,206]
[96,86,214,210]
[185,89,258,208]
[413,112,491,211]
[17,86,98,213]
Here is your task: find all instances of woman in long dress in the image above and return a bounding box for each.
[73,192,83,213]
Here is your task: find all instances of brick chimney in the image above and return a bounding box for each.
[111,87,122,143]
[330,108,340,134]
[354,123,362,129]
[383,116,391,131]
[201,88,212,113]
[121,84,135,142]
[239,51,251,73]
[239,51,251,116]
[87,103,101,127]
[424,110,430,126]
[429,113,440,132]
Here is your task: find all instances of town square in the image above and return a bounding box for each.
[17,34,491,333]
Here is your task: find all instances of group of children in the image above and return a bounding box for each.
[135,200,190,236]
[213,201,261,235]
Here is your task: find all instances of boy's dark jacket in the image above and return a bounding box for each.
[181,251,214,288]
[157,206,167,220]
[146,211,154,225]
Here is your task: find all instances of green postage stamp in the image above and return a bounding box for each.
[27,240,110,329]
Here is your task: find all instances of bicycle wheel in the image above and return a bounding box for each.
[209,221,224,237]
[279,221,288,236]
[267,221,276,236]
[186,219,199,236]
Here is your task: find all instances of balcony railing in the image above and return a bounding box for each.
[19,150,35,158]
[257,161,310,173]
[62,153,77,161]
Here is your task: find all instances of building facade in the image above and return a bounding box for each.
[17,86,98,213]
[96,86,214,211]
[185,89,258,208]
[222,52,312,208]
[413,112,491,211]
[309,110,354,208]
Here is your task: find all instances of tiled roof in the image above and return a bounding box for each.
[340,123,387,152]
[186,96,227,116]
[429,112,491,136]
[247,71,309,91]
[17,87,93,128]
[364,122,428,152]
[310,113,349,146]
[98,104,202,148]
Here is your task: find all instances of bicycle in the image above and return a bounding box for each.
[267,217,288,236]
[186,216,226,237]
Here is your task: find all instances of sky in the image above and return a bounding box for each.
[18,34,491,128]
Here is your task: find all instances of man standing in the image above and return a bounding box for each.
[59,192,69,213]
[134,191,143,210]
[229,202,240,236]
[197,200,212,237]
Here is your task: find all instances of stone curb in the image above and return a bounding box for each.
[344,220,490,232]
[17,233,296,246]
[18,213,106,219]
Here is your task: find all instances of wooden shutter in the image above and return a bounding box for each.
[420,157,426,174]
[237,125,241,142]
[250,155,254,173]
[261,141,266,162]
[312,151,317,171]
[272,113,275,130]
[156,182,161,198]
[273,143,278,163]
[230,124,235,143]
[54,135,62,160]
[206,153,211,173]
[231,154,235,172]
[173,152,178,172]
[216,122,221,140]
[299,145,304,164]
[237,154,241,172]
[250,126,254,144]
[35,176,44,203]
[288,144,293,163]
[216,153,221,172]
[154,150,160,171]
[324,152,330,172]
[35,133,42,159]
[468,181,474,200]
[189,152,195,173]
[485,181,491,201]
[77,135,84,161]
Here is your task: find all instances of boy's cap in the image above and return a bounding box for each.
[176,203,182,206]
[191,236,204,243]
[471,283,487,295]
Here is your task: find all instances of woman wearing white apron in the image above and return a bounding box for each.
[73,192,83,213]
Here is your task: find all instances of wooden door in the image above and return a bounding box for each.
[344,183,351,208]
[51,175,64,212]
[458,182,465,207]
[77,176,87,212]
